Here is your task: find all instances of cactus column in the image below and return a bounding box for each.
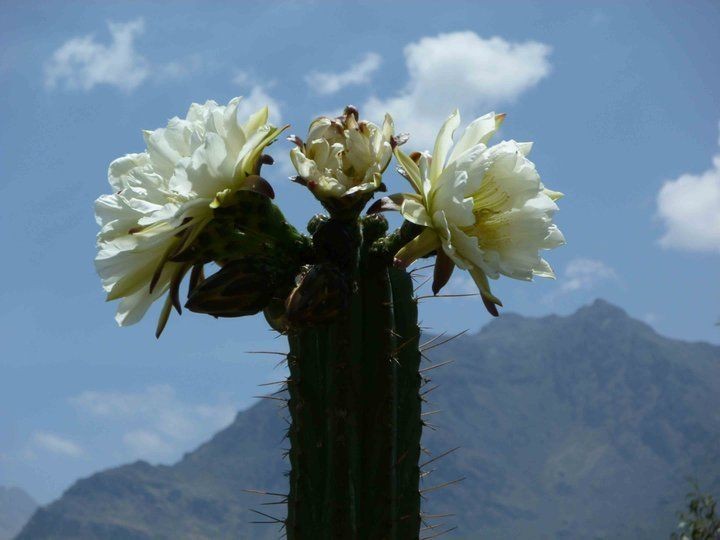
[285,214,422,539]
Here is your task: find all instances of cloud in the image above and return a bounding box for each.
[239,86,283,125]
[45,19,203,92]
[643,312,659,325]
[305,52,381,95]
[363,32,551,149]
[230,74,291,179]
[122,430,173,456]
[32,431,84,458]
[438,258,616,301]
[45,19,149,92]
[232,72,283,125]
[560,258,617,293]
[154,54,205,82]
[657,124,720,253]
[71,385,236,460]
[232,70,251,86]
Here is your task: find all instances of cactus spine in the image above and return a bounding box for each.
[286,214,422,539]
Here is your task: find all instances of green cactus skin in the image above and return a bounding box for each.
[285,215,422,540]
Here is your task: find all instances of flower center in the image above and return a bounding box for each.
[465,173,513,250]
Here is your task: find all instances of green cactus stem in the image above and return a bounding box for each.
[285,214,422,539]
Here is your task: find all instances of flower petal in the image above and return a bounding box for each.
[429,109,460,183]
[448,112,500,163]
[400,197,432,227]
[394,148,423,195]
[394,228,441,268]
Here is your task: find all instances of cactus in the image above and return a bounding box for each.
[285,213,422,539]
[96,99,565,540]
[184,193,427,537]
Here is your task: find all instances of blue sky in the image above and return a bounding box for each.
[1,0,719,504]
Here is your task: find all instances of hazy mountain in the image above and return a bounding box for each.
[1,487,36,540]
[17,300,720,539]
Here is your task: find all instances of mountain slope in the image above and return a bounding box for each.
[0,487,36,540]
[420,300,720,538]
[17,300,720,539]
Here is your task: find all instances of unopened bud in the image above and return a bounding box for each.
[185,260,276,318]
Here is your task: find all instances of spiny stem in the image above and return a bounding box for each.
[285,216,427,539]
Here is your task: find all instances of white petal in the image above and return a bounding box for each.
[432,211,482,271]
[394,149,423,195]
[448,112,498,163]
[108,153,150,191]
[221,97,246,162]
[517,141,533,156]
[542,224,566,249]
[533,258,555,279]
[313,176,348,198]
[430,110,460,183]
[400,198,432,227]
[203,131,230,176]
[307,139,331,169]
[243,104,269,135]
[290,148,318,179]
[114,270,173,327]
[143,128,183,180]
[417,153,433,199]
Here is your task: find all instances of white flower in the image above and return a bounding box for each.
[392,110,565,312]
[290,107,394,202]
[94,97,285,332]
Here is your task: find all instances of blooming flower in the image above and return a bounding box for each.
[389,110,565,314]
[94,97,285,333]
[290,106,394,205]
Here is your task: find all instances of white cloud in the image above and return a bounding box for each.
[238,86,283,125]
[560,258,616,293]
[643,312,659,325]
[232,70,251,86]
[122,430,173,456]
[154,54,205,82]
[32,431,84,458]
[363,31,551,150]
[71,385,236,460]
[45,19,149,92]
[232,73,283,126]
[657,124,720,253]
[44,19,203,92]
[305,52,381,95]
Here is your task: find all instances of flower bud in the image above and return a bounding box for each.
[285,264,348,326]
[290,106,394,208]
[185,259,278,318]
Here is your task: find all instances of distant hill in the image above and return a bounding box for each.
[17,300,720,539]
[0,487,36,540]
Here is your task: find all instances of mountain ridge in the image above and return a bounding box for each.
[0,486,37,540]
[17,300,720,539]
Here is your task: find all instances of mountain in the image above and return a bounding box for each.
[17,300,720,539]
[0,487,36,540]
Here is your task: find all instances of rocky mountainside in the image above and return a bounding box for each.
[17,300,720,539]
[0,487,36,540]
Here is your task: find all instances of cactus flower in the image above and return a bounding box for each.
[388,110,565,314]
[94,97,285,331]
[290,106,394,204]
